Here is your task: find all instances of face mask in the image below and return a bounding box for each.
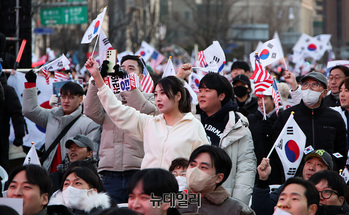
[234,86,248,97]
[301,89,323,107]
[186,167,216,193]
[175,176,187,192]
[62,186,92,209]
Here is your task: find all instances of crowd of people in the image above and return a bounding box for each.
[1,54,349,215]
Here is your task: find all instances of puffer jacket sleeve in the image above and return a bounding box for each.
[97,85,152,141]
[120,89,157,115]
[84,83,106,125]
[22,86,50,128]
[232,113,257,205]
[5,85,25,138]
[289,86,301,105]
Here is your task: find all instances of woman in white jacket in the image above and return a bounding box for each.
[85,57,208,170]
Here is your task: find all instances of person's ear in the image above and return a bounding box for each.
[41,193,49,206]
[162,202,170,211]
[339,196,345,205]
[215,173,224,184]
[218,93,226,102]
[308,204,317,215]
[176,91,182,102]
[321,89,328,98]
[78,95,83,104]
[86,150,93,158]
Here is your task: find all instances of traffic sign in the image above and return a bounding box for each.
[40,6,88,25]
[34,27,54,35]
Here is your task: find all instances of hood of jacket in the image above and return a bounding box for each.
[48,190,111,213]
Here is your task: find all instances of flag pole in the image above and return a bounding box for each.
[266,111,295,158]
[283,58,288,71]
[91,33,100,59]
[262,96,267,120]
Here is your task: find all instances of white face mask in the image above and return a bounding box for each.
[62,186,92,209]
[186,167,216,193]
[301,89,323,107]
[175,176,187,192]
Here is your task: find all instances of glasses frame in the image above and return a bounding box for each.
[318,189,338,199]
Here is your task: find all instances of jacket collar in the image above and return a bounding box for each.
[51,105,82,118]
[204,186,231,205]
[220,111,249,148]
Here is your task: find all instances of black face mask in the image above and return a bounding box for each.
[234,86,248,97]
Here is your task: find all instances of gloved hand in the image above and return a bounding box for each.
[261,119,274,144]
[25,70,37,83]
[113,64,127,78]
[49,94,59,107]
[100,60,109,78]
[13,137,23,146]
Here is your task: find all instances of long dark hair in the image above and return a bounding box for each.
[154,76,191,113]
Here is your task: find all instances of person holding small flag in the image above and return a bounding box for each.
[252,149,333,215]
[22,71,101,173]
[273,72,347,178]
[232,74,258,117]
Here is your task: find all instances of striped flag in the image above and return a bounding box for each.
[54,71,68,82]
[150,51,165,69]
[198,51,208,67]
[41,68,50,84]
[272,79,281,115]
[250,54,273,97]
[139,58,154,93]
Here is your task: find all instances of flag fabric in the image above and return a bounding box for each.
[162,58,176,78]
[273,32,284,57]
[135,41,155,62]
[250,55,273,97]
[274,114,306,180]
[99,29,113,62]
[81,7,107,44]
[272,79,281,115]
[139,58,154,93]
[314,34,332,60]
[292,33,322,60]
[197,41,226,73]
[149,50,165,69]
[41,54,70,72]
[326,60,349,69]
[188,72,201,94]
[249,39,284,68]
[304,145,314,155]
[54,71,68,82]
[23,144,41,166]
[341,167,349,184]
[41,68,50,84]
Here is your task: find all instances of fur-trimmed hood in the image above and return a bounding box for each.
[48,190,111,213]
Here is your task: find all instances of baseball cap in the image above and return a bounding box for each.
[232,74,251,89]
[304,149,333,170]
[65,134,94,151]
[300,72,328,89]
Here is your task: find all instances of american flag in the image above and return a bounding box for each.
[54,71,68,82]
[198,51,208,67]
[140,58,154,93]
[41,68,50,84]
[272,79,281,115]
[149,51,165,70]
[250,54,273,97]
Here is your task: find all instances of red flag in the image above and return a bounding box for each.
[250,55,273,97]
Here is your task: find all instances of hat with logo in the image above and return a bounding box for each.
[65,134,94,151]
[300,72,328,89]
[304,149,333,170]
[232,74,251,89]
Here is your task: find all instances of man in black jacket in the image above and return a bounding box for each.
[273,72,347,180]
[0,72,25,172]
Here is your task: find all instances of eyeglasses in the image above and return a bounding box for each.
[301,81,322,90]
[61,95,79,101]
[329,75,344,81]
[318,190,338,199]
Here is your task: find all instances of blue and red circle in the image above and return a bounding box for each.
[140,51,146,56]
[94,21,100,34]
[259,49,270,60]
[307,44,317,51]
[285,140,300,163]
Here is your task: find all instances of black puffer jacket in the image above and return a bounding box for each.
[0,73,25,171]
[274,100,347,174]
